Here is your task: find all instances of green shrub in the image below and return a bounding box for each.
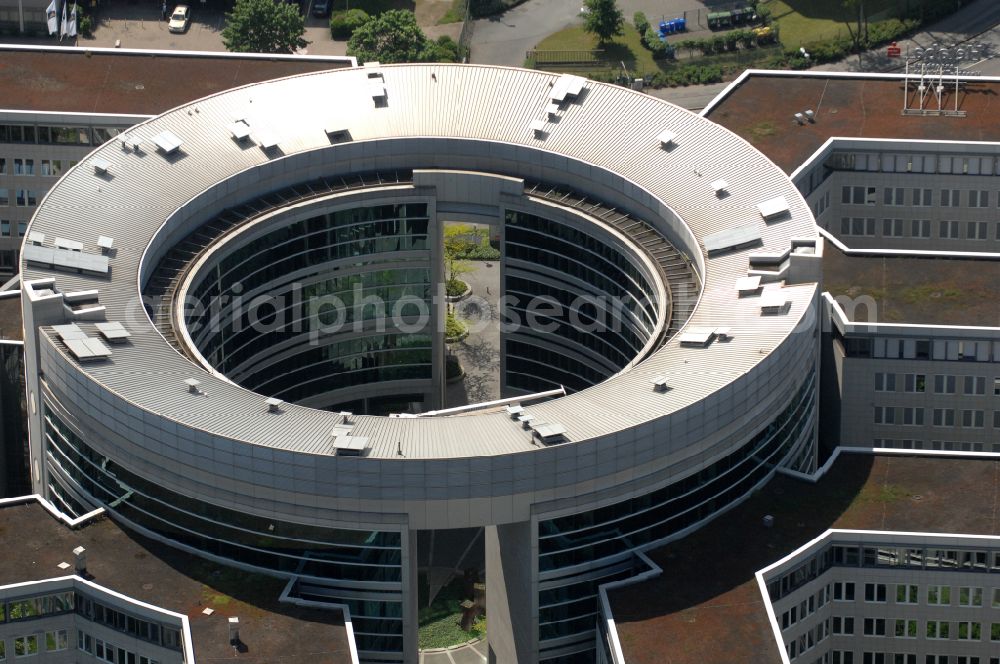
[329,8,368,40]
[460,244,500,260]
[78,11,93,36]
[423,34,461,62]
[445,311,467,340]
[643,27,668,57]
[446,279,467,297]
[633,11,649,36]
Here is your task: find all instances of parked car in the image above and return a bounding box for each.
[312,0,329,16]
[168,5,190,33]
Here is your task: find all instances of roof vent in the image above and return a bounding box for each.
[530,422,567,445]
[228,617,240,647]
[92,157,111,175]
[340,411,354,425]
[185,378,202,394]
[518,414,535,430]
[73,546,87,575]
[530,119,546,136]
[266,397,284,413]
[152,130,183,155]
[94,321,131,343]
[97,236,114,254]
[703,225,762,256]
[27,231,45,246]
[54,237,83,252]
[325,127,352,143]
[23,244,109,275]
[657,129,677,148]
[651,375,670,392]
[757,196,790,221]
[53,323,86,341]
[229,121,251,142]
[678,326,716,347]
[550,74,585,103]
[255,128,280,152]
[710,179,728,196]
[545,103,560,119]
[332,434,367,456]
[735,275,762,295]
[64,337,111,361]
[505,404,524,419]
[760,292,790,315]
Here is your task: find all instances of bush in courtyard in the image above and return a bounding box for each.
[329,8,369,40]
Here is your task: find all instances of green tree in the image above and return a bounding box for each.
[443,225,475,296]
[348,9,428,63]
[582,0,624,45]
[841,0,868,65]
[221,0,307,54]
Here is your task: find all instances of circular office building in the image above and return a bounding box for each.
[21,64,821,664]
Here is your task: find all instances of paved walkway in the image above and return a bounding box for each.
[444,259,501,409]
[419,638,487,664]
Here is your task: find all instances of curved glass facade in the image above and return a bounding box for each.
[503,210,662,394]
[42,407,405,657]
[185,202,434,408]
[536,372,817,662]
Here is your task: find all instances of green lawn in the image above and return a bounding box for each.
[762,0,954,46]
[531,24,780,82]
[438,0,465,24]
[532,24,655,76]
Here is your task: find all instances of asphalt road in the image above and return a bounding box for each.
[471,0,1000,110]
[470,0,732,67]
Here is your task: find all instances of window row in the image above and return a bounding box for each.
[873,406,993,428]
[875,373,998,395]
[832,653,994,664]
[874,439,998,453]
[842,185,998,207]
[838,217,996,241]
[0,189,37,207]
[0,158,68,176]
[833,151,1000,175]
[77,630,161,664]
[0,220,27,237]
[768,545,1000,601]
[0,630,66,658]
[0,123,124,145]
[845,337,1000,363]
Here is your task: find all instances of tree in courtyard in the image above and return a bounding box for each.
[841,0,868,66]
[443,225,475,297]
[582,0,624,45]
[221,0,307,54]
[348,9,426,63]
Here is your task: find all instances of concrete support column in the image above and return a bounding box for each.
[403,528,419,663]
[485,520,535,664]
